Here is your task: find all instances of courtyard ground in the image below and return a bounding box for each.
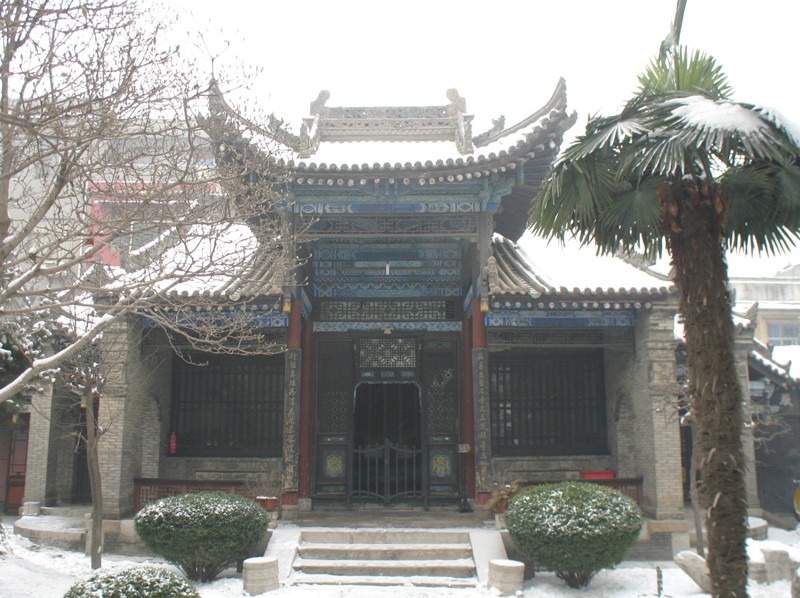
[0,518,798,597]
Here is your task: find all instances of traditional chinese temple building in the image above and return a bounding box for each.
[19,81,764,554]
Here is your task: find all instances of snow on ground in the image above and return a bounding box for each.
[0,522,797,597]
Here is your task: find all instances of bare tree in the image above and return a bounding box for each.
[0,0,291,404]
[0,0,292,569]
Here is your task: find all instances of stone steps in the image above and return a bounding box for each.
[293,557,476,578]
[290,528,478,587]
[289,572,477,588]
[298,541,473,560]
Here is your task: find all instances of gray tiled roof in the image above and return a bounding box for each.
[490,235,675,299]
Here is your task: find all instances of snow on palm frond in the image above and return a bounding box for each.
[666,96,769,135]
[754,105,800,148]
[566,119,649,161]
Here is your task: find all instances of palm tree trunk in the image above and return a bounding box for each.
[665,182,748,598]
[690,425,706,558]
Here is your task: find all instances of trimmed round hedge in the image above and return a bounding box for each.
[505,481,643,588]
[134,491,269,582]
[63,566,199,598]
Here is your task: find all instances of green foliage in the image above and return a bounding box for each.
[134,492,269,582]
[530,45,800,260]
[63,566,199,598]
[505,481,643,588]
[640,46,733,99]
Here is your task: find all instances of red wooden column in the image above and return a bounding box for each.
[287,298,302,349]
[298,307,314,500]
[472,297,487,349]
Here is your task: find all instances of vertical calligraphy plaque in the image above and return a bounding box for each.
[282,349,302,493]
[472,348,491,493]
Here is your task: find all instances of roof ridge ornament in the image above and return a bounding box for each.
[300,89,474,153]
[473,78,570,148]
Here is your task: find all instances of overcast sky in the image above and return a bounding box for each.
[167,0,800,275]
[170,0,799,138]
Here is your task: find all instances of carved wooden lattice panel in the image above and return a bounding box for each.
[423,338,459,434]
[317,339,353,434]
[359,338,417,368]
[320,300,455,321]
[299,214,478,237]
[356,337,420,382]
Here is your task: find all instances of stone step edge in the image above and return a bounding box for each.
[298,548,473,561]
[292,557,476,578]
[294,557,476,567]
[299,541,473,551]
[288,572,477,588]
[300,528,470,545]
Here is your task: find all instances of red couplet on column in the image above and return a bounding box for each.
[168,432,177,455]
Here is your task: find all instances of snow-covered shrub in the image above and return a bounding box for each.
[505,481,643,588]
[63,566,199,598]
[0,523,8,555]
[134,491,269,582]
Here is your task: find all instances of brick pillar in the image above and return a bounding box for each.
[23,381,56,505]
[97,316,146,518]
[734,325,761,513]
[631,302,684,520]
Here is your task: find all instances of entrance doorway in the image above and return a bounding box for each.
[351,383,423,504]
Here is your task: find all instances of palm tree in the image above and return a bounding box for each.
[530,48,800,598]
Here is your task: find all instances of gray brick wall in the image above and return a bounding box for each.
[607,302,684,520]
[97,316,150,518]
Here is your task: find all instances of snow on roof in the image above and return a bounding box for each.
[304,140,464,167]
[116,222,284,300]
[726,250,800,278]
[512,232,673,296]
[769,345,800,379]
[743,301,800,312]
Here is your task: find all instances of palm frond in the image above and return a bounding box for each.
[529,46,800,260]
[596,178,664,256]
[639,47,732,99]
[724,161,800,254]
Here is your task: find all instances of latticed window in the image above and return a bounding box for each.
[171,354,284,457]
[489,350,607,456]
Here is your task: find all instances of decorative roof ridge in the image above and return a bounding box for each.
[497,236,554,294]
[218,241,288,299]
[613,249,672,282]
[473,78,570,148]
[500,235,557,290]
[299,88,474,155]
[488,236,554,296]
[749,349,799,385]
